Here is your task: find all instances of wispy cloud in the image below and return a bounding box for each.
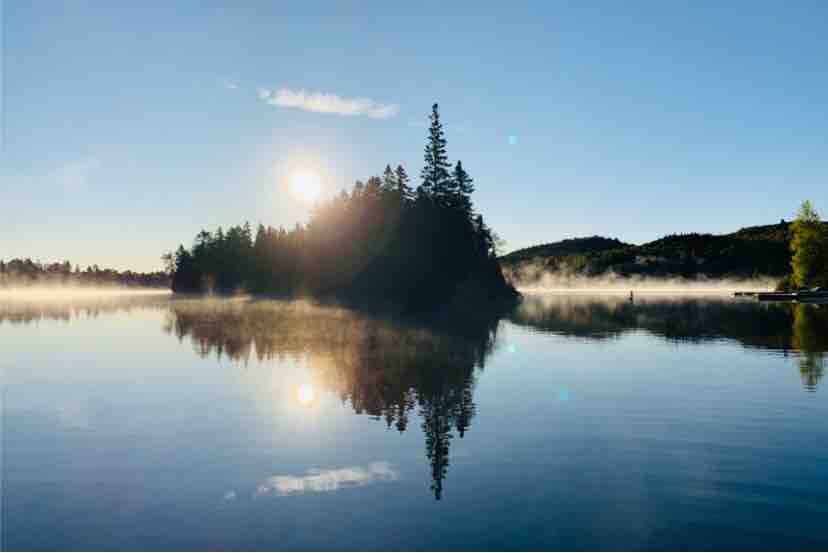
[255,462,398,497]
[257,88,399,119]
[222,79,239,90]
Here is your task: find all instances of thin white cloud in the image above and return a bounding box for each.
[255,462,398,497]
[222,79,239,90]
[257,87,399,119]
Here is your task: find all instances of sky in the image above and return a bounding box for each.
[2,0,827,272]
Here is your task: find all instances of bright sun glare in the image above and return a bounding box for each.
[290,170,322,203]
[296,383,316,406]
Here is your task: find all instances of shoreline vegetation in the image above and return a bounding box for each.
[0,259,168,289]
[501,202,828,293]
[4,107,824,303]
[168,104,518,314]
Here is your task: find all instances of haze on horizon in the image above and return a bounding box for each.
[2,1,827,272]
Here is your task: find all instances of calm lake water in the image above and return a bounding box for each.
[2,292,827,551]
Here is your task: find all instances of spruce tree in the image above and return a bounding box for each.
[420,103,452,204]
[365,175,383,200]
[395,164,413,203]
[382,164,396,192]
[451,160,474,216]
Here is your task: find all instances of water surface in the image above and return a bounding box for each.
[2,293,827,550]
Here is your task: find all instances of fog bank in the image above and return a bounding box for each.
[0,287,171,301]
[507,270,777,294]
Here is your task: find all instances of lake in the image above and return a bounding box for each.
[2,292,827,551]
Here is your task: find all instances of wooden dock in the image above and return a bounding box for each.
[734,290,828,302]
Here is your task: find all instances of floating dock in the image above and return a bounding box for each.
[735,290,828,302]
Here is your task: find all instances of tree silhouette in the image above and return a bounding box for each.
[395,164,413,203]
[169,103,518,311]
[0,257,168,288]
[451,160,474,215]
[419,103,452,204]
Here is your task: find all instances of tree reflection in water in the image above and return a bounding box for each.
[511,294,828,390]
[792,304,826,391]
[4,293,826,500]
[163,298,500,500]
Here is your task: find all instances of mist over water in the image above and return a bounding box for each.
[505,266,778,294]
[0,287,171,301]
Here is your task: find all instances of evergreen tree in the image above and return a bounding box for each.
[382,164,396,192]
[450,160,474,215]
[352,180,365,199]
[395,164,413,203]
[475,215,495,257]
[364,176,383,201]
[166,103,517,304]
[420,103,452,204]
[242,221,253,248]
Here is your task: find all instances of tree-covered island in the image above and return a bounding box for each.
[169,104,518,312]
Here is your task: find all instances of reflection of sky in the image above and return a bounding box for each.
[4,296,828,551]
[255,462,398,497]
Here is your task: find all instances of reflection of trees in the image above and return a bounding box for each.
[512,295,828,390]
[792,304,826,391]
[165,298,500,499]
[0,294,169,326]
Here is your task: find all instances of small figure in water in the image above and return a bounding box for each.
[629,290,634,303]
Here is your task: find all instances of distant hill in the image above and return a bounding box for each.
[499,221,818,282]
[500,236,631,262]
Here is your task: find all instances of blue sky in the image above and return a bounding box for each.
[2,1,827,271]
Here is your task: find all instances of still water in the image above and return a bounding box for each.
[2,293,827,551]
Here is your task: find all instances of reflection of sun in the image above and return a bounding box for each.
[290,170,322,203]
[296,383,316,406]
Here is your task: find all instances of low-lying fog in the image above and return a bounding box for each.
[507,270,777,294]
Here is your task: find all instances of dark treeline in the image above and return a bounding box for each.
[170,104,517,311]
[0,258,169,288]
[501,223,799,281]
[501,216,828,286]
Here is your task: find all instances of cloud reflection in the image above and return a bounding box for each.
[255,462,398,497]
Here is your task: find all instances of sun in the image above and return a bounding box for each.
[296,383,316,406]
[290,170,322,203]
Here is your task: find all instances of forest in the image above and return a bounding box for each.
[501,219,827,284]
[0,258,169,288]
[170,104,517,312]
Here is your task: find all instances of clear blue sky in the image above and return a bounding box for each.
[2,1,827,271]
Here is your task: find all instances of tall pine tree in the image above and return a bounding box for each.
[395,164,413,202]
[420,103,452,204]
[450,160,474,216]
[382,164,396,192]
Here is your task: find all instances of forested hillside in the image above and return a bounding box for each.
[500,221,821,283]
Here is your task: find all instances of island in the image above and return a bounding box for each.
[168,104,518,314]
